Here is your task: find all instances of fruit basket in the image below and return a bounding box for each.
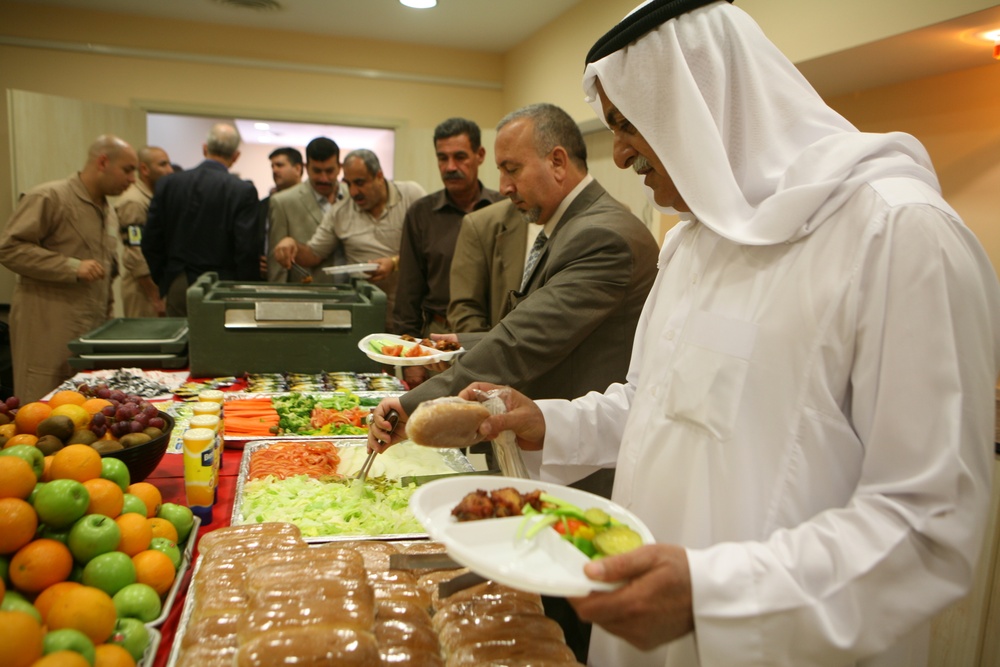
[99,412,175,483]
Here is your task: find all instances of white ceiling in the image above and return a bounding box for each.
[14,0,581,53]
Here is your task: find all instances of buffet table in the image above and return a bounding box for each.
[146,446,243,667]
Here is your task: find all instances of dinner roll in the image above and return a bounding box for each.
[406,398,491,448]
[236,624,379,667]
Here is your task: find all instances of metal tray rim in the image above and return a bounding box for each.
[230,437,474,543]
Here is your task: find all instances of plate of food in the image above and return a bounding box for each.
[321,262,379,276]
[409,476,655,597]
[358,333,464,367]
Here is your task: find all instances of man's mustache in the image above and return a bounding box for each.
[442,171,465,181]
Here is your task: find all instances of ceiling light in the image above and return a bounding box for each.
[254,122,270,130]
[400,0,436,8]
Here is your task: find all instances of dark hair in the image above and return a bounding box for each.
[433,118,482,152]
[497,103,587,171]
[269,146,303,166]
[305,137,340,164]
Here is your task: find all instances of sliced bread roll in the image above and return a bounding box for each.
[407,398,491,449]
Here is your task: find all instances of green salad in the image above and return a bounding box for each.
[239,474,422,537]
[270,392,379,436]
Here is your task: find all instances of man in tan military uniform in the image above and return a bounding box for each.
[115,146,173,317]
[0,135,138,401]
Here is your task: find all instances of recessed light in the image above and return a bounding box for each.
[254,122,270,130]
[400,0,436,8]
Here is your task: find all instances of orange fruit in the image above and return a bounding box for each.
[0,455,37,500]
[4,433,38,448]
[0,423,15,438]
[48,390,87,408]
[50,405,91,431]
[0,497,39,554]
[0,609,44,667]
[32,650,92,667]
[9,538,73,593]
[125,482,162,518]
[114,513,152,556]
[47,584,117,644]
[81,398,113,415]
[93,643,137,667]
[33,580,83,624]
[42,455,55,482]
[50,445,102,483]
[82,478,124,518]
[147,517,178,543]
[132,549,175,596]
[13,402,52,435]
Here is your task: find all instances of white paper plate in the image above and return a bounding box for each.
[321,262,379,275]
[358,333,463,367]
[409,476,655,597]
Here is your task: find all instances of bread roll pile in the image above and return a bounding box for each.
[176,523,583,666]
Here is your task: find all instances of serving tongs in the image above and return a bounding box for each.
[355,409,398,483]
[288,261,313,283]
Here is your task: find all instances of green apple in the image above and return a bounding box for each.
[100,458,130,492]
[0,444,44,480]
[1,590,42,622]
[120,493,147,516]
[28,481,45,505]
[43,628,96,664]
[36,523,72,545]
[112,583,162,623]
[156,503,195,544]
[68,561,84,583]
[68,514,121,564]
[149,537,182,570]
[82,551,135,597]
[108,617,149,662]
[32,479,90,529]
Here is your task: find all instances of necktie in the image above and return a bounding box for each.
[521,230,547,291]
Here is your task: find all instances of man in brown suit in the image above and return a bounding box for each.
[447,198,527,333]
[0,135,137,401]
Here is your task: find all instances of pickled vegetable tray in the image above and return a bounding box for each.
[231,438,476,542]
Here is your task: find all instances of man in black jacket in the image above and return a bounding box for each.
[143,123,259,315]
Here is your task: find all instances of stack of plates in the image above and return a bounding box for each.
[67,318,189,370]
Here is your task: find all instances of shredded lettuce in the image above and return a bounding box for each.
[270,392,367,436]
[239,475,423,537]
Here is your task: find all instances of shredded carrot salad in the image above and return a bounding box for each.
[247,441,342,480]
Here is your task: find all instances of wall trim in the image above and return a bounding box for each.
[0,35,503,91]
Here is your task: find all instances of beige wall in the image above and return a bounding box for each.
[1,0,998,285]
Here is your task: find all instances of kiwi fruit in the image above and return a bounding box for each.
[36,415,75,442]
[92,439,124,453]
[143,427,164,440]
[119,433,152,449]
[68,429,99,446]
[36,434,65,456]
[0,413,9,426]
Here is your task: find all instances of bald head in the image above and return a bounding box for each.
[80,134,138,202]
[137,146,173,188]
[87,135,132,165]
[204,123,241,165]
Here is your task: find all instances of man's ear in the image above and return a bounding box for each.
[475,145,486,166]
[230,150,241,166]
[202,144,209,158]
[549,145,570,181]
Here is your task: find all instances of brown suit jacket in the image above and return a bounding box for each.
[448,199,527,332]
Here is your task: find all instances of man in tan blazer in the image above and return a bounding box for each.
[447,199,527,333]
[266,137,346,283]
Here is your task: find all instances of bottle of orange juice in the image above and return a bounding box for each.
[183,427,217,523]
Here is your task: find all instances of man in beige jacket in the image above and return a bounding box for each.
[0,135,137,401]
[115,146,173,317]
